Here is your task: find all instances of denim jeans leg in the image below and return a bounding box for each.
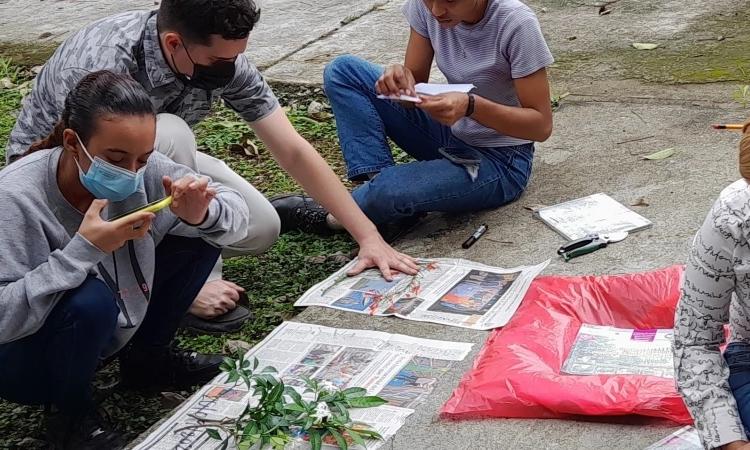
[352,144,534,225]
[726,342,750,434]
[127,235,221,350]
[323,55,452,180]
[0,276,119,415]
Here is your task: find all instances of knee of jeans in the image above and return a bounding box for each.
[223,203,280,257]
[155,113,198,168]
[355,181,414,224]
[63,277,119,334]
[324,55,365,90]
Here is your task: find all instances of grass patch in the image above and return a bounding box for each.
[0,58,359,447]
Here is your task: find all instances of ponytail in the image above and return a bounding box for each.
[741,122,750,180]
[27,120,66,154]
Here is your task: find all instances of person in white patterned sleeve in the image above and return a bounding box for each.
[674,124,750,450]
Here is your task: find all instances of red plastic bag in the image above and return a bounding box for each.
[441,265,691,424]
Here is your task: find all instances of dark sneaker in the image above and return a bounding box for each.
[376,214,426,244]
[271,194,335,236]
[45,408,127,450]
[180,305,252,335]
[119,345,223,391]
[179,291,253,335]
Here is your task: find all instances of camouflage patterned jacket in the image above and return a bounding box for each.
[6,10,278,162]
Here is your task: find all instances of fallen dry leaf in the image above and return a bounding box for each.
[632,43,660,50]
[631,197,650,207]
[642,148,675,160]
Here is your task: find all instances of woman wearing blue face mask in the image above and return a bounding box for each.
[0,71,250,449]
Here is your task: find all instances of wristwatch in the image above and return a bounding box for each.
[465,93,475,117]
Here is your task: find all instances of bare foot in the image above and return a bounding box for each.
[189,280,245,319]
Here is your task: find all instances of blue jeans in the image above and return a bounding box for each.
[0,235,220,416]
[724,342,750,433]
[323,55,534,225]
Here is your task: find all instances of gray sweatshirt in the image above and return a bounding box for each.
[0,147,250,356]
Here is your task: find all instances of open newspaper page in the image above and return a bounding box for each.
[644,427,702,450]
[134,322,473,450]
[562,324,674,378]
[295,258,548,330]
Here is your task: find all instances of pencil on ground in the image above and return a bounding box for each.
[712,123,744,130]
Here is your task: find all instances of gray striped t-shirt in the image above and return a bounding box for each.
[403,0,554,148]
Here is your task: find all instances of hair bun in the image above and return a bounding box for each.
[740,122,750,179]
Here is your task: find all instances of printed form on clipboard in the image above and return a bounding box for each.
[535,193,652,241]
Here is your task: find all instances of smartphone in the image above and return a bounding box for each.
[108,196,173,222]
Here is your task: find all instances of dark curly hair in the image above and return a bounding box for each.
[157,0,261,45]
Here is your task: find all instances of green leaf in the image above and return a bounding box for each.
[309,429,322,450]
[632,42,659,50]
[642,147,676,160]
[241,358,251,369]
[342,387,367,398]
[284,403,307,412]
[268,382,285,404]
[354,428,383,440]
[253,358,259,370]
[227,370,240,383]
[284,386,304,405]
[346,429,366,447]
[206,428,222,440]
[329,428,348,450]
[347,396,388,408]
[334,402,352,423]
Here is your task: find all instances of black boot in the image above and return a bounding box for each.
[271,194,336,236]
[45,407,127,450]
[119,345,223,391]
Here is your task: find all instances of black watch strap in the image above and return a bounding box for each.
[465,93,475,117]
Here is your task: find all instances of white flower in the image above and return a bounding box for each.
[319,381,339,393]
[311,402,331,424]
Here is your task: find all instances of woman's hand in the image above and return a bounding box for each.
[376,64,417,98]
[347,233,420,281]
[79,199,154,253]
[164,175,217,226]
[417,92,470,126]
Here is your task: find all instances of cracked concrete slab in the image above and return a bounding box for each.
[0,0,385,69]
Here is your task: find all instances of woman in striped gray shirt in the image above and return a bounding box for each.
[319,0,554,228]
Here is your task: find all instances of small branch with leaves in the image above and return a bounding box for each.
[181,354,388,450]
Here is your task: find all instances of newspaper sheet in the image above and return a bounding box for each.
[294,258,548,330]
[535,193,653,241]
[644,427,702,450]
[562,324,675,378]
[134,322,473,450]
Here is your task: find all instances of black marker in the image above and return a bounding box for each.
[462,224,488,249]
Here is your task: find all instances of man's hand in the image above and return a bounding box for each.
[417,92,470,126]
[163,175,217,225]
[347,233,420,281]
[189,280,245,319]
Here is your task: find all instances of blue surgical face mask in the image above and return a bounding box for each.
[73,134,145,202]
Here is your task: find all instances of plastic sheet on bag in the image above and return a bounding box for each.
[441,265,692,424]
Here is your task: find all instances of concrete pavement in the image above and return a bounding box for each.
[3,0,750,448]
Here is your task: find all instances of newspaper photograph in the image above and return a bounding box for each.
[535,193,653,241]
[644,426,702,450]
[294,258,549,330]
[134,322,473,450]
[562,324,675,378]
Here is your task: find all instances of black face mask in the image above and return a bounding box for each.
[172,42,236,91]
